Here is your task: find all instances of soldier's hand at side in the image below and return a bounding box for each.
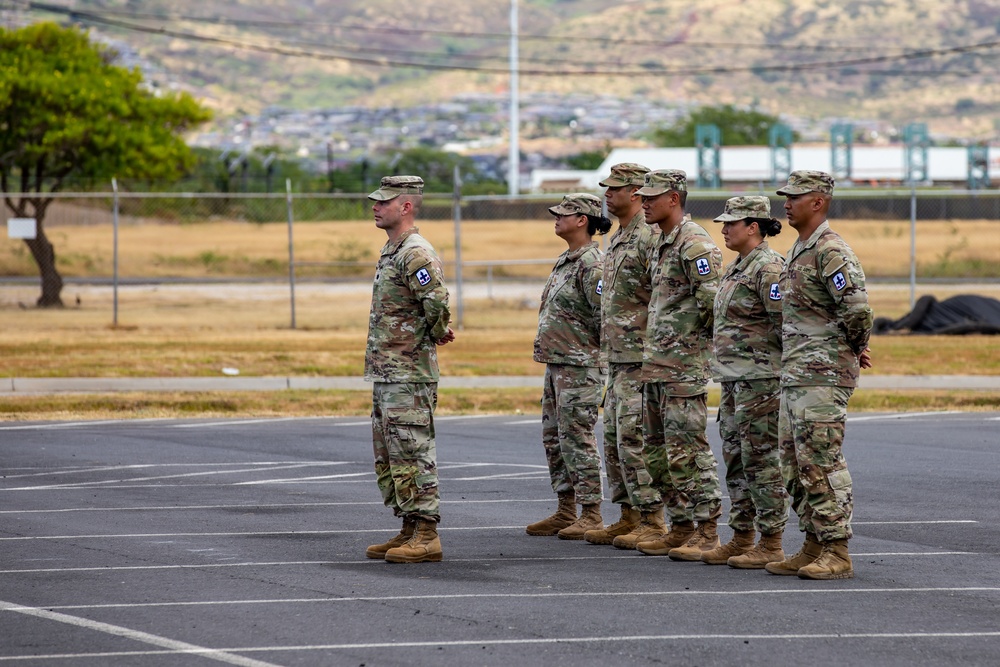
[437,327,456,346]
[859,347,873,370]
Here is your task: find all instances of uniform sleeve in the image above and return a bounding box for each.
[578,254,604,342]
[402,248,451,343]
[756,257,785,340]
[820,246,872,355]
[682,240,722,331]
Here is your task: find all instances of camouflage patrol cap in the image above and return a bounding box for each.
[776,170,835,196]
[548,193,603,217]
[714,195,775,222]
[636,169,688,196]
[599,162,651,188]
[367,175,425,201]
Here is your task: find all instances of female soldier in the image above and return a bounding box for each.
[526,193,612,540]
[702,196,791,567]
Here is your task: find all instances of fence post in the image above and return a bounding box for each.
[909,185,917,310]
[452,165,464,330]
[112,178,119,327]
[286,179,297,330]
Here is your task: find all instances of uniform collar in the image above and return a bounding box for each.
[382,226,419,255]
[556,240,598,266]
[658,213,692,247]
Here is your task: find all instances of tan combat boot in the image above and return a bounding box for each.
[701,529,755,565]
[797,538,853,580]
[612,507,667,550]
[728,531,785,569]
[765,532,822,576]
[365,517,415,559]
[667,517,721,561]
[384,518,443,563]
[585,505,639,545]
[525,491,576,536]
[557,503,603,540]
[636,520,695,556]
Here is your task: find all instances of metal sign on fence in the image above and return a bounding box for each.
[6,218,36,239]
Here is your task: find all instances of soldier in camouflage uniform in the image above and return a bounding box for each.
[583,163,665,547]
[363,175,455,564]
[702,196,791,569]
[764,171,873,580]
[627,170,725,560]
[526,193,612,540]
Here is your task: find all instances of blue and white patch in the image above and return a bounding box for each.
[695,257,711,276]
[832,271,847,291]
[768,283,782,300]
[415,268,432,286]
[596,279,603,295]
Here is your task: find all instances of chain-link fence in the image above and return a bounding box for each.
[2,188,998,329]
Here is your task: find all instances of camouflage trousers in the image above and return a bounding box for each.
[603,362,661,509]
[371,382,440,522]
[718,379,789,535]
[541,363,605,505]
[642,383,722,524]
[779,385,855,542]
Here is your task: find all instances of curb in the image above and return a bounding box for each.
[2,375,999,394]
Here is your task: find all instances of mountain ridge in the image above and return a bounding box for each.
[9,0,1000,140]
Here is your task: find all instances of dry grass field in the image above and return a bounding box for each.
[2,216,998,419]
[2,216,998,283]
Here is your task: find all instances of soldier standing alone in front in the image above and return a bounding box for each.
[363,175,455,564]
[765,170,873,580]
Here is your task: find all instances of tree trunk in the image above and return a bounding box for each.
[24,228,64,308]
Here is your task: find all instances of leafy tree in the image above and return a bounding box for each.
[565,148,610,170]
[0,22,211,307]
[651,105,797,147]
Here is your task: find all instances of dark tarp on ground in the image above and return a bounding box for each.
[874,294,1000,335]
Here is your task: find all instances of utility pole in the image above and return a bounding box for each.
[508,0,520,195]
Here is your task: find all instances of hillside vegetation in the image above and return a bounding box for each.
[18,0,1000,137]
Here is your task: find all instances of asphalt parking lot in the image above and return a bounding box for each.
[2,410,999,666]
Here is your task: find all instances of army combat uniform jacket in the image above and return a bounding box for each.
[642,216,723,393]
[713,241,785,382]
[534,241,604,368]
[365,227,451,383]
[780,221,872,388]
[601,211,659,364]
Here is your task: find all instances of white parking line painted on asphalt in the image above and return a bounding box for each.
[31,586,1000,611]
[0,498,553,515]
[3,462,349,491]
[0,551,976,575]
[5,630,1000,662]
[232,471,373,485]
[848,411,965,422]
[0,461,337,480]
[0,526,529,541]
[0,599,282,667]
[172,417,322,428]
[854,520,978,525]
[0,420,137,431]
[448,472,549,481]
[504,418,541,424]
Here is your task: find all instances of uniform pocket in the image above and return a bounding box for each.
[387,407,431,427]
[559,384,603,408]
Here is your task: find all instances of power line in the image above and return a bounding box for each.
[15,1,909,53]
[13,1,1000,78]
